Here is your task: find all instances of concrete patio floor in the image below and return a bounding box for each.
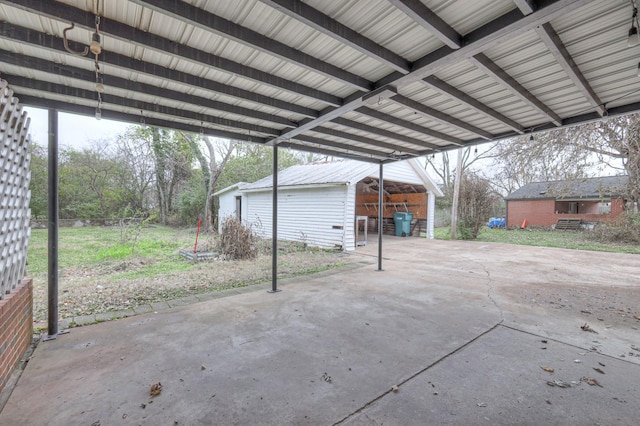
[1,237,639,425]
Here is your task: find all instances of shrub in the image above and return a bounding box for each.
[219,216,257,260]
[457,174,499,240]
[588,212,640,244]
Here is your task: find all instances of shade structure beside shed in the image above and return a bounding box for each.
[216,158,442,251]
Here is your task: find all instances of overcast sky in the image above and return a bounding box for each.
[24,106,133,149]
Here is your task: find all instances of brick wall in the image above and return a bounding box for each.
[507,198,626,228]
[611,198,625,216]
[0,279,33,393]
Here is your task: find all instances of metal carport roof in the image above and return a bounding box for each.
[1,0,639,163]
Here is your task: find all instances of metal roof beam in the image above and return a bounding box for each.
[294,134,392,158]
[469,53,563,126]
[387,0,462,49]
[512,2,604,116]
[0,50,295,131]
[273,0,589,144]
[331,117,441,150]
[356,106,464,145]
[535,23,605,116]
[0,23,317,119]
[422,76,524,134]
[312,127,420,155]
[7,75,272,141]
[389,94,493,139]
[258,0,411,73]
[2,0,342,106]
[513,0,537,14]
[382,0,593,88]
[130,0,371,91]
[279,141,386,163]
[16,95,267,143]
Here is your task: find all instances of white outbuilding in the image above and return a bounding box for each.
[214,158,442,251]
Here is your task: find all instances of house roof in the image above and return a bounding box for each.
[213,182,247,197]
[505,176,629,200]
[239,158,442,196]
[1,1,639,163]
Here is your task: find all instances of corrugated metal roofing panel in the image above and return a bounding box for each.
[3,0,640,163]
[428,0,515,35]
[307,0,444,61]
[242,160,376,190]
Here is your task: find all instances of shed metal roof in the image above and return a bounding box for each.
[1,0,639,163]
[505,175,630,200]
[240,158,442,195]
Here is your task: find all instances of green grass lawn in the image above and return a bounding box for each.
[28,225,201,279]
[433,226,640,254]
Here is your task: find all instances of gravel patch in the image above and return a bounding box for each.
[31,250,360,327]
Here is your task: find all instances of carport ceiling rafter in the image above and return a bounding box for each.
[1,0,638,162]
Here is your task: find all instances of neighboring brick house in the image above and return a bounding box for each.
[505,176,629,228]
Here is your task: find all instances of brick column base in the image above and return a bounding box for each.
[0,279,33,393]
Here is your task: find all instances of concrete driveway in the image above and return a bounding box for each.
[1,238,639,425]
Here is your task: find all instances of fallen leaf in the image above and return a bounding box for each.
[581,323,598,333]
[633,315,640,321]
[593,368,605,375]
[201,365,206,371]
[540,366,555,373]
[391,385,399,392]
[150,382,163,397]
[581,377,603,387]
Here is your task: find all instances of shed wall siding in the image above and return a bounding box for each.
[217,189,242,233]
[343,184,356,251]
[246,186,348,249]
[382,162,424,185]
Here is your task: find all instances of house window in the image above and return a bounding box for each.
[599,202,611,214]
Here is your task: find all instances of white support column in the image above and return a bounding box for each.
[427,191,436,239]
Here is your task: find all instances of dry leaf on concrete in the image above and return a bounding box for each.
[150,382,163,397]
[540,366,555,373]
[581,377,603,387]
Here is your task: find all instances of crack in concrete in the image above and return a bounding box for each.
[333,321,503,425]
[482,265,504,324]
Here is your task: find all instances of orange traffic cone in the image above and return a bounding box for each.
[521,218,527,229]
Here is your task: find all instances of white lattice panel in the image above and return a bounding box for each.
[0,79,31,299]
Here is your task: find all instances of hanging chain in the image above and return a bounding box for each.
[94,0,102,118]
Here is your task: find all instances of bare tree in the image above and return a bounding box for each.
[487,114,638,202]
[488,132,593,195]
[180,132,236,231]
[563,114,640,203]
[425,145,498,199]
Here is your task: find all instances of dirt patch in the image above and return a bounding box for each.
[499,283,640,329]
[31,250,363,325]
